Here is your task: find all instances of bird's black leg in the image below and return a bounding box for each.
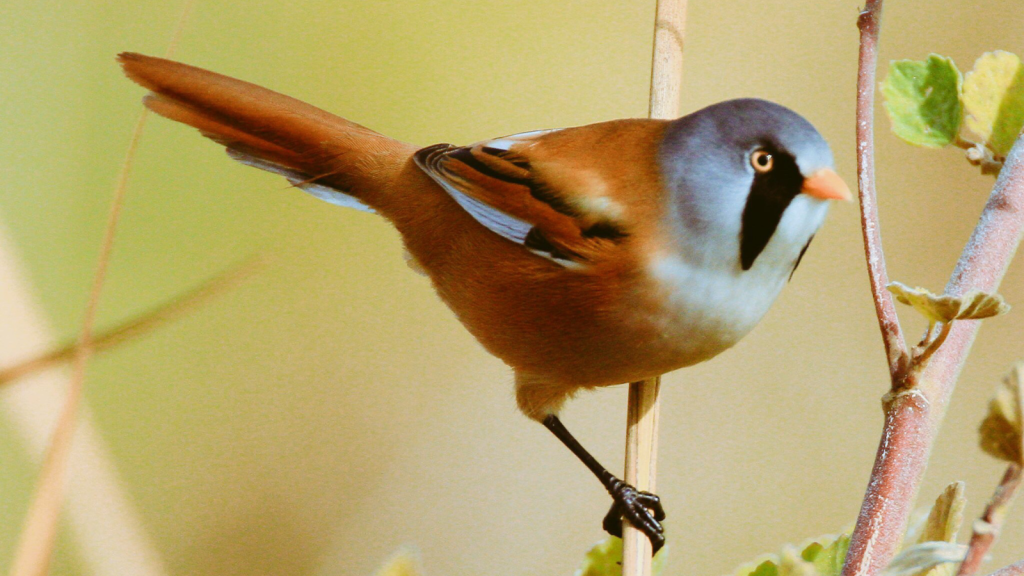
[542,414,666,554]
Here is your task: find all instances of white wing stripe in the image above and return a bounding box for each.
[443,184,532,243]
[480,129,558,151]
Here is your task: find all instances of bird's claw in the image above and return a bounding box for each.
[602,480,666,555]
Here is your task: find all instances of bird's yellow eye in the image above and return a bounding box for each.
[750,150,773,173]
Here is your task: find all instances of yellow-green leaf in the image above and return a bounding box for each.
[882,55,963,148]
[805,535,850,576]
[741,560,779,576]
[963,51,1024,157]
[574,537,667,576]
[372,548,422,576]
[917,482,966,545]
[897,483,967,576]
[734,534,849,576]
[979,362,1024,465]
[886,282,1010,323]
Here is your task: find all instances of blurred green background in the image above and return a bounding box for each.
[1,1,1022,575]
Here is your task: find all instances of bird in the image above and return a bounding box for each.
[118,52,850,554]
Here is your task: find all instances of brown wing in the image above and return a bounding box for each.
[413,130,631,268]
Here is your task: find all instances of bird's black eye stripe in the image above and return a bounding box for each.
[739,149,804,270]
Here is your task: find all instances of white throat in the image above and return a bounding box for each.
[647,195,828,361]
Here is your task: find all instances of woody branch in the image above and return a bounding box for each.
[841,2,1024,575]
[956,463,1023,576]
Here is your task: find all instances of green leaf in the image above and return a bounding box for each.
[576,537,622,576]
[979,362,1024,465]
[574,537,667,576]
[807,535,851,576]
[734,534,849,576]
[886,282,1010,323]
[749,560,780,576]
[963,51,1024,157]
[882,55,963,148]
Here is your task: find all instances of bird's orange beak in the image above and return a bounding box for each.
[801,168,852,201]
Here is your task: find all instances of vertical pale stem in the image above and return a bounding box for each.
[647,0,687,120]
[622,1,686,575]
[622,379,662,574]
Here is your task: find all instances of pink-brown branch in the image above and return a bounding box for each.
[853,0,908,380]
[956,463,1022,576]
[842,3,1024,569]
[843,388,932,576]
[843,132,1024,576]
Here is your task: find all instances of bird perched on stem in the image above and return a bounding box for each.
[119,52,850,554]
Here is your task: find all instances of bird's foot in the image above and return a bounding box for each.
[602,478,666,554]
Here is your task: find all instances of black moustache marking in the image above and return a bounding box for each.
[740,149,805,270]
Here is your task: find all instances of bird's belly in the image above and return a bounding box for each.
[430,253,787,389]
[566,259,787,384]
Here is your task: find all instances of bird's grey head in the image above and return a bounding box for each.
[658,98,841,272]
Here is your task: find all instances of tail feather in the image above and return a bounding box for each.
[143,93,303,169]
[118,52,414,205]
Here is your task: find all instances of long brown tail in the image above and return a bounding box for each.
[117,52,417,208]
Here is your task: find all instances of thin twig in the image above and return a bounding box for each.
[955,464,1023,576]
[915,321,953,368]
[6,3,195,575]
[843,132,1024,576]
[8,93,148,576]
[0,257,264,387]
[853,0,908,380]
[621,1,687,574]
